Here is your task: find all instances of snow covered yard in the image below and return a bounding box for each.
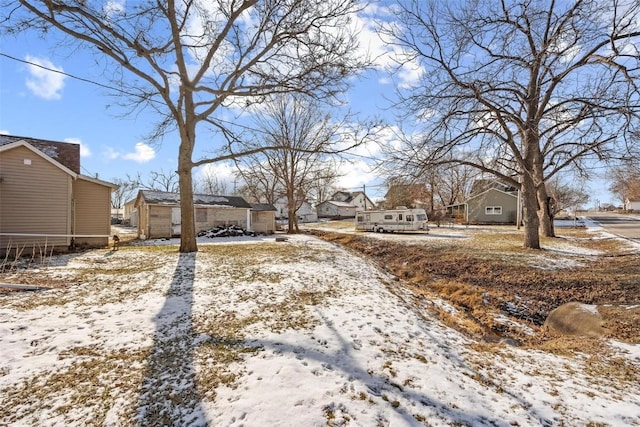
[1,234,639,426]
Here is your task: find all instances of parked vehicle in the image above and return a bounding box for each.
[355,208,428,233]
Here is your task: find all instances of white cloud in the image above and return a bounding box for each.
[104,0,125,17]
[64,137,91,157]
[197,162,236,182]
[196,162,237,188]
[103,147,120,160]
[122,143,156,163]
[24,55,66,100]
[336,159,378,190]
[104,143,156,163]
[0,129,9,135]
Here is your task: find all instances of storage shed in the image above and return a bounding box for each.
[134,190,254,239]
[250,203,277,234]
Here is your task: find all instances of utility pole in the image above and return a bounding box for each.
[363,184,368,210]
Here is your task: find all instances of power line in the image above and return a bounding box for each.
[1,51,384,162]
[0,51,134,95]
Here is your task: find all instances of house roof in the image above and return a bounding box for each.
[469,179,517,196]
[319,200,356,208]
[250,203,277,211]
[0,140,115,188]
[331,190,373,204]
[137,190,252,208]
[446,187,518,208]
[0,134,81,173]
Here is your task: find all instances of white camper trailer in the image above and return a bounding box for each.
[355,208,428,233]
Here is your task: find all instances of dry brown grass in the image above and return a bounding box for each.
[311,229,640,352]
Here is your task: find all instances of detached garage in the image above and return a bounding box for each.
[134,190,256,240]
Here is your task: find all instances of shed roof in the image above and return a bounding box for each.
[250,203,277,211]
[137,190,252,208]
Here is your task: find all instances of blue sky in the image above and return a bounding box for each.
[0,3,616,207]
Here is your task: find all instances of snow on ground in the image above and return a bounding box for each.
[1,234,639,426]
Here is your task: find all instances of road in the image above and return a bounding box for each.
[584,212,640,242]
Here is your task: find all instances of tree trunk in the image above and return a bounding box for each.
[287,203,298,234]
[521,176,541,249]
[178,123,197,253]
[537,186,556,237]
[286,186,298,234]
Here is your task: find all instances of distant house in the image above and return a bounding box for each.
[316,200,358,218]
[273,199,318,222]
[134,190,274,239]
[331,191,375,211]
[0,135,115,253]
[446,187,519,225]
[383,183,429,210]
[123,196,138,226]
[316,191,376,218]
[625,198,640,211]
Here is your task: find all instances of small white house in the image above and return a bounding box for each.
[316,200,357,218]
[123,197,138,226]
[625,198,640,211]
[274,199,318,222]
[331,191,375,211]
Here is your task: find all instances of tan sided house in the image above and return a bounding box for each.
[135,190,275,239]
[0,135,115,254]
[447,187,519,225]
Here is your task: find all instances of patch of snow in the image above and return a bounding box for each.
[577,303,600,315]
[1,234,638,426]
[492,314,536,336]
[529,254,585,270]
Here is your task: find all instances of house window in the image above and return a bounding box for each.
[196,209,207,222]
[485,206,502,215]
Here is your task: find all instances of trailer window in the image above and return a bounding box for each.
[384,214,393,220]
[356,215,364,222]
[416,214,427,221]
[406,215,413,221]
[398,214,403,220]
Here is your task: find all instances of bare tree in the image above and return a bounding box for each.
[237,94,346,233]
[383,177,429,210]
[5,0,369,252]
[146,169,179,193]
[608,163,640,206]
[382,0,640,249]
[234,162,282,205]
[546,178,590,216]
[194,171,229,196]
[383,164,477,220]
[110,177,138,210]
[434,164,479,208]
[306,161,340,205]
